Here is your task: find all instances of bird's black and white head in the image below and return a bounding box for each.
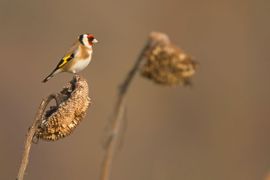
[78,34,98,48]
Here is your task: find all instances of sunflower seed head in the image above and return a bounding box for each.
[141,32,197,86]
[36,75,90,141]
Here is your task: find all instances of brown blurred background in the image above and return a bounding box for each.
[1,0,270,179]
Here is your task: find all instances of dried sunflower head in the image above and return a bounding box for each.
[35,75,90,141]
[141,32,197,86]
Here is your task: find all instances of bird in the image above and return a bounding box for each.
[42,33,98,83]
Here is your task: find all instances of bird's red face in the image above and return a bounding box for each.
[87,34,98,45]
[79,34,98,47]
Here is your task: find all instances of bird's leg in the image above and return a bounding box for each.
[72,71,78,77]
[71,72,79,90]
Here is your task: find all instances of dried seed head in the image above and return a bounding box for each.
[36,75,90,141]
[141,32,197,86]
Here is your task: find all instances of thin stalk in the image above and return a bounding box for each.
[17,94,58,180]
[99,42,150,180]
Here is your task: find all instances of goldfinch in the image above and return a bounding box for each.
[42,33,98,83]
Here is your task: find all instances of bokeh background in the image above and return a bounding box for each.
[1,0,269,179]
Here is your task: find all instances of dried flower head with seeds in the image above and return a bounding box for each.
[35,75,90,141]
[141,32,197,86]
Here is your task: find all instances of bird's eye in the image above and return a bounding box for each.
[88,36,94,42]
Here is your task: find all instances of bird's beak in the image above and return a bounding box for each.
[92,38,98,44]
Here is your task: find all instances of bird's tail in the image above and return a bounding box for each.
[42,69,61,83]
[42,72,54,83]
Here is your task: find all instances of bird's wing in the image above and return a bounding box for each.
[42,52,75,83]
[54,41,80,69]
[55,53,75,69]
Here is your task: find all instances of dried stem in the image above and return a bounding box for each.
[16,94,58,180]
[99,42,150,180]
[17,75,90,180]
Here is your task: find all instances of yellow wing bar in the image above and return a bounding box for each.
[57,53,74,68]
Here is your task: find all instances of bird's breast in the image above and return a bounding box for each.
[64,46,93,73]
[69,57,91,73]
